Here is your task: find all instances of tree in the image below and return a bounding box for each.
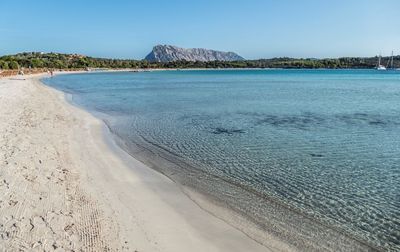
[9,61,19,70]
[0,60,9,69]
[53,60,67,69]
[76,58,89,68]
[31,58,44,68]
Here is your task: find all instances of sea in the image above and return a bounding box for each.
[43,69,400,251]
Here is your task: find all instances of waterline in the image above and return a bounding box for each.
[43,69,400,251]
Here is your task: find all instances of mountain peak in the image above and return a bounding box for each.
[145,45,244,62]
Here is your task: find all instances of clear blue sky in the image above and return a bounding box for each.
[1,0,399,59]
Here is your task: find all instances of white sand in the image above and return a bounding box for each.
[0,74,277,251]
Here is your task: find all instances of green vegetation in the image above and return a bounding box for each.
[0,60,9,69]
[8,61,20,70]
[0,52,399,70]
[0,52,152,70]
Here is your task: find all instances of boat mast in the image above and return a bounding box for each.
[386,51,394,69]
[391,51,394,69]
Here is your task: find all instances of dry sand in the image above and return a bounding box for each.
[0,74,276,251]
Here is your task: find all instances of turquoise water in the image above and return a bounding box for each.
[44,70,400,251]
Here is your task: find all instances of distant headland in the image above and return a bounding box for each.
[145,45,244,62]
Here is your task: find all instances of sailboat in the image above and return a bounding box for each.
[386,51,395,70]
[376,54,386,70]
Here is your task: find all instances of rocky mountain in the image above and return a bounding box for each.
[145,45,244,62]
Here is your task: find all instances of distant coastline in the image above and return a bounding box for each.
[1,52,399,74]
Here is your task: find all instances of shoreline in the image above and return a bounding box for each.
[42,71,380,251]
[1,67,393,79]
[104,116,379,252]
[0,73,272,251]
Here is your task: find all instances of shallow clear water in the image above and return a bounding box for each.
[44,69,400,251]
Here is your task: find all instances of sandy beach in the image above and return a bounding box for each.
[0,74,277,251]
